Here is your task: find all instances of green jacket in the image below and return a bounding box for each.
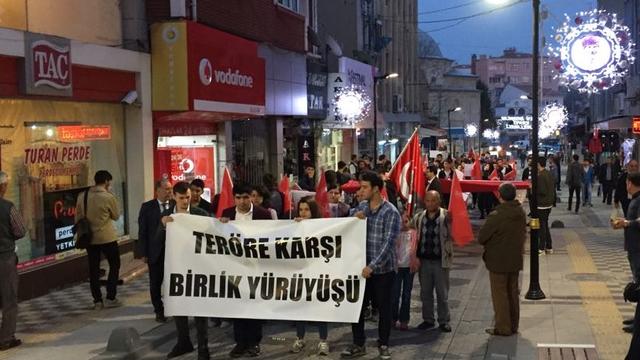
[478,200,526,273]
[537,168,556,208]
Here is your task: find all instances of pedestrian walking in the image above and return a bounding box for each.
[220,183,273,358]
[341,171,400,360]
[0,171,25,351]
[391,212,419,331]
[537,158,556,254]
[478,183,526,336]
[75,170,122,309]
[566,154,584,214]
[612,172,640,335]
[160,182,211,359]
[582,159,595,207]
[599,156,619,205]
[615,160,639,216]
[291,197,330,355]
[411,191,453,333]
[137,179,173,323]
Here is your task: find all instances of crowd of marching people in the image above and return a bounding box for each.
[2,145,639,359]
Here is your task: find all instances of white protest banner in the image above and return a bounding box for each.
[164,215,367,323]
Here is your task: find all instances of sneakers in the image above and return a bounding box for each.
[439,323,452,332]
[378,345,391,360]
[104,298,122,308]
[538,250,545,255]
[317,341,330,356]
[92,301,104,310]
[291,338,306,353]
[340,344,366,358]
[417,321,435,330]
[545,249,554,254]
[246,345,261,357]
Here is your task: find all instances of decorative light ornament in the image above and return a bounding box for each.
[539,104,568,139]
[550,9,635,93]
[483,129,500,140]
[464,124,478,137]
[332,85,371,124]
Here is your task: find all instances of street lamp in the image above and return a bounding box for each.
[447,107,462,156]
[526,0,545,300]
[373,72,399,167]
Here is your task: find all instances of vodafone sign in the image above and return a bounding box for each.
[186,22,265,115]
[23,33,73,96]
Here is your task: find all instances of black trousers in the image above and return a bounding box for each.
[568,186,581,212]
[538,208,553,251]
[626,302,640,360]
[602,181,614,204]
[148,254,164,314]
[87,241,120,303]
[175,316,208,349]
[352,272,395,347]
[233,319,263,347]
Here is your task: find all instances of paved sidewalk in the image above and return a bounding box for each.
[1,185,636,359]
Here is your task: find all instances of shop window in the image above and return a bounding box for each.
[0,99,127,264]
[277,0,299,13]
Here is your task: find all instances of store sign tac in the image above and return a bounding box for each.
[633,117,640,134]
[23,33,72,97]
[57,125,111,141]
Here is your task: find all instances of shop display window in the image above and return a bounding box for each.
[0,99,127,267]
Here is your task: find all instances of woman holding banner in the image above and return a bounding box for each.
[291,197,331,355]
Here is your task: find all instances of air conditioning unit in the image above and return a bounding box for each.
[170,0,187,18]
[392,94,404,113]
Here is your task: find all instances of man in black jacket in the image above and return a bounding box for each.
[190,179,215,216]
[565,155,584,214]
[220,183,274,358]
[160,182,211,360]
[613,172,640,335]
[615,160,639,216]
[137,179,173,322]
[599,156,619,205]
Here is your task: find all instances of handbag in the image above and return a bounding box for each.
[73,189,92,249]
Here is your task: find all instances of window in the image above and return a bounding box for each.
[518,108,525,116]
[277,0,299,12]
[508,108,516,116]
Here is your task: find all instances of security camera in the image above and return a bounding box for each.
[121,90,138,105]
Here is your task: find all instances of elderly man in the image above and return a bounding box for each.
[411,191,453,333]
[479,183,527,336]
[0,171,26,351]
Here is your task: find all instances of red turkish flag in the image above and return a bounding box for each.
[468,148,476,160]
[503,169,516,181]
[448,175,474,246]
[279,174,292,215]
[472,158,483,180]
[216,167,234,218]
[388,130,424,216]
[315,171,330,218]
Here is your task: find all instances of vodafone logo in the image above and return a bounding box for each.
[198,57,254,88]
[199,58,213,86]
[179,158,195,173]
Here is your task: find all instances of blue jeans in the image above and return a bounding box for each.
[391,267,415,323]
[582,183,592,205]
[295,322,328,340]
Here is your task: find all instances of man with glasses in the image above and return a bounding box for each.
[219,184,273,358]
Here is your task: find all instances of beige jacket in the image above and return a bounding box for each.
[75,186,120,245]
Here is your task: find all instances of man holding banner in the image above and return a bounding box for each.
[342,172,400,360]
[158,182,211,360]
[220,183,273,358]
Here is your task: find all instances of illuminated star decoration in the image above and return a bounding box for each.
[539,104,568,139]
[483,129,500,140]
[332,85,371,124]
[464,124,478,137]
[549,9,635,94]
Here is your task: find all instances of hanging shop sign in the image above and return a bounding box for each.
[633,117,640,134]
[23,32,72,97]
[307,60,328,119]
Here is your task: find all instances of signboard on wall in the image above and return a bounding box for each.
[43,187,90,254]
[297,134,315,180]
[633,117,640,134]
[155,147,216,199]
[23,32,72,97]
[306,60,328,119]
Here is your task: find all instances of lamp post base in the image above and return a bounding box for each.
[525,284,546,300]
